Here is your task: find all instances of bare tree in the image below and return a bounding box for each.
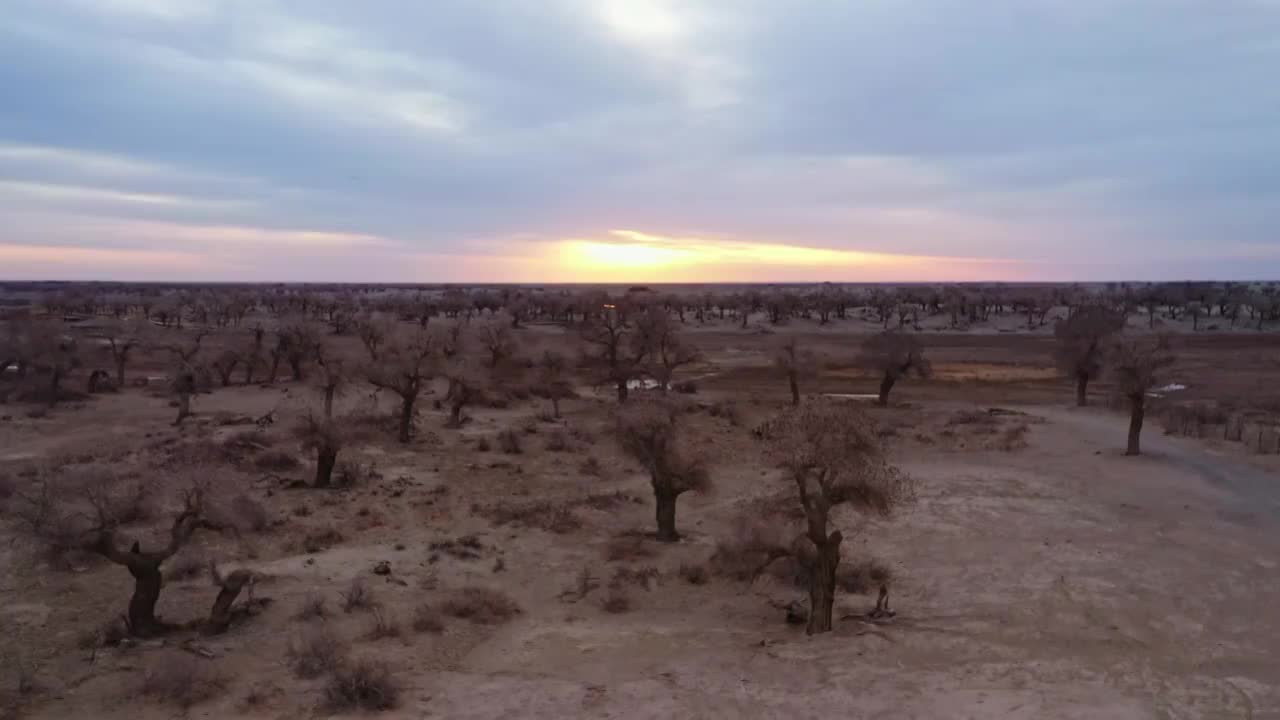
[533,350,574,418]
[581,307,646,403]
[88,487,223,636]
[355,313,394,361]
[1053,305,1125,407]
[312,339,352,420]
[1111,335,1176,456]
[366,329,436,442]
[856,331,931,406]
[167,331,206,425]
[616,401,710,542]
[763,401,909,634]
[476,316,518,369]
[442,360,484,428]
[773,336,818,406]
[635,308,700,393]
[96,318,148,387]
[295,410,347,488]
[275,320,322,382]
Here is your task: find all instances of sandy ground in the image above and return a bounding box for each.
[2,326,1279,719]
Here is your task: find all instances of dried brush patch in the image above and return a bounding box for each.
[342,578,377,613]
[323,658,400,712]
[473,500,581,534]
[286,626,348,679]
[139,653,226,709]
[294,593,328,621]
[363,608,402,641]
[440,586,521,625]
[411,604,444,634]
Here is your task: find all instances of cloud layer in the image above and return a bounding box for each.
[2,0,1278,281]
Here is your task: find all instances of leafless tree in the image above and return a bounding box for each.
[581,307,646,403]
[856,331,931,406]
[88,487,224,636]
[534,350,574,418]
[763,401,909,634]
[773,336,818,406]
[366,329,437,442]
[355,313,394,361]
[276,321,322,382]
[476,316,518,369]
[96,318,149,387]
[635,308,700,393]
[1053,305,1125,406]
[442,360,484,428]
[295,410,349,488]
[167,331,206,425]
[312,339,352,420]
[1111,334,1176,455]
[616,401,710,542]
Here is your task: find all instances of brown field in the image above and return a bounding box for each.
[1,283,1279,719]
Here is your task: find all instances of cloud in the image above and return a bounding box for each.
[1,0,1278,280]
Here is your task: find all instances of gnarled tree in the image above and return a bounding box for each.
[1111,334,1176,455]
[773,336,818,406]
[367,329,437,442]
[635,308,700,394]
[581,307,647,403]
[856,331,931,406]
[763,401,909,634]
[617,401,710,542]
[1053,305,1125,406]
[533,350,574,418]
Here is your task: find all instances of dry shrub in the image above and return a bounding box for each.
[579,491,640,510]
[544,430,570,452]
[601,590,631,614]
[75,617,129,650]
[139,653,226,709]
[709,519,790,581]
[294,593,328,621]
[837,558,894,595]
[475,500,580,534]
[324,658,399,712]
[223,430,272,454]
[707,400,741,426]
[411,604,444,634]
[230,493,270,532]
[475,436,492,452]
[167,552,205,581]
[557,566,599,603]
[287,626,347,678]
[678,562,708,585]
[604,534,656,562]
[1163,402,1230,438]
[946,409,999,427]
[254,449,300,471]
[609,565,659,592]
[336,456,378,487]
[496,429,522,454]
[440,586,521,624]
[239,681,281,711]
[579,456,603,477]
[428,534,485,560]
[302,526,345,553]
[995,423,1030,451]
[342,578,377,613]
[363,608,402,640]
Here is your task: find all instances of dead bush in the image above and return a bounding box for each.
[707,400,741,426]
[139,653,226,709]
[428,534,485,560]
[601,590,631,614]
[363,608,401,641]
[440,586,521,624]
[223,430,272,454]
[475,436,492,452]
[342,578,377,613]
[544,430,570,452]
[496,429,522,454]
[294,593,328,621]
[336,456,378,487]
[230,493,270,532]
[411,604,444,634]
[837,558,894,595]
[75,617,129,649]
[995,423,1030,451]
[604,534,656,562]
[254,449,300,472]
[609,565,659,591]
[323,658,399,712]
[678,562,708,585]
[286,626,347,679]
[475,500,580,534]
[167,552,205,581]
[302,526,345,554]
[579,456,603,477]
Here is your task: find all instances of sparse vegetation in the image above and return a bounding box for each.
[440,586,521,624]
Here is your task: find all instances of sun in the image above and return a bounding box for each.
[560,239,694,270]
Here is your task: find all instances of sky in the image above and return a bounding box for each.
[2,0,1279,283]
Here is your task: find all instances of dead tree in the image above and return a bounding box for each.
[205,562,256,635]
[534,350,574,418]
[17,318,80,407]
[167,331,206,425]
[97,318,148,387]
[476,317,518,369]
[773,336,818,406]
[763,401,909,634]
[295,410,346,487]
[312,340,351,420]
[1053,305,1125,406]
[1111,335,1176,455]
[581,307,646,403]
[355,313,394,361]
[635,308,700,393]
[856,331,931,406]
[87,489,221,637]
[617,401,710,542]
[443,361,484,428]
[366,329,436,442]
[275,321,321,382]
